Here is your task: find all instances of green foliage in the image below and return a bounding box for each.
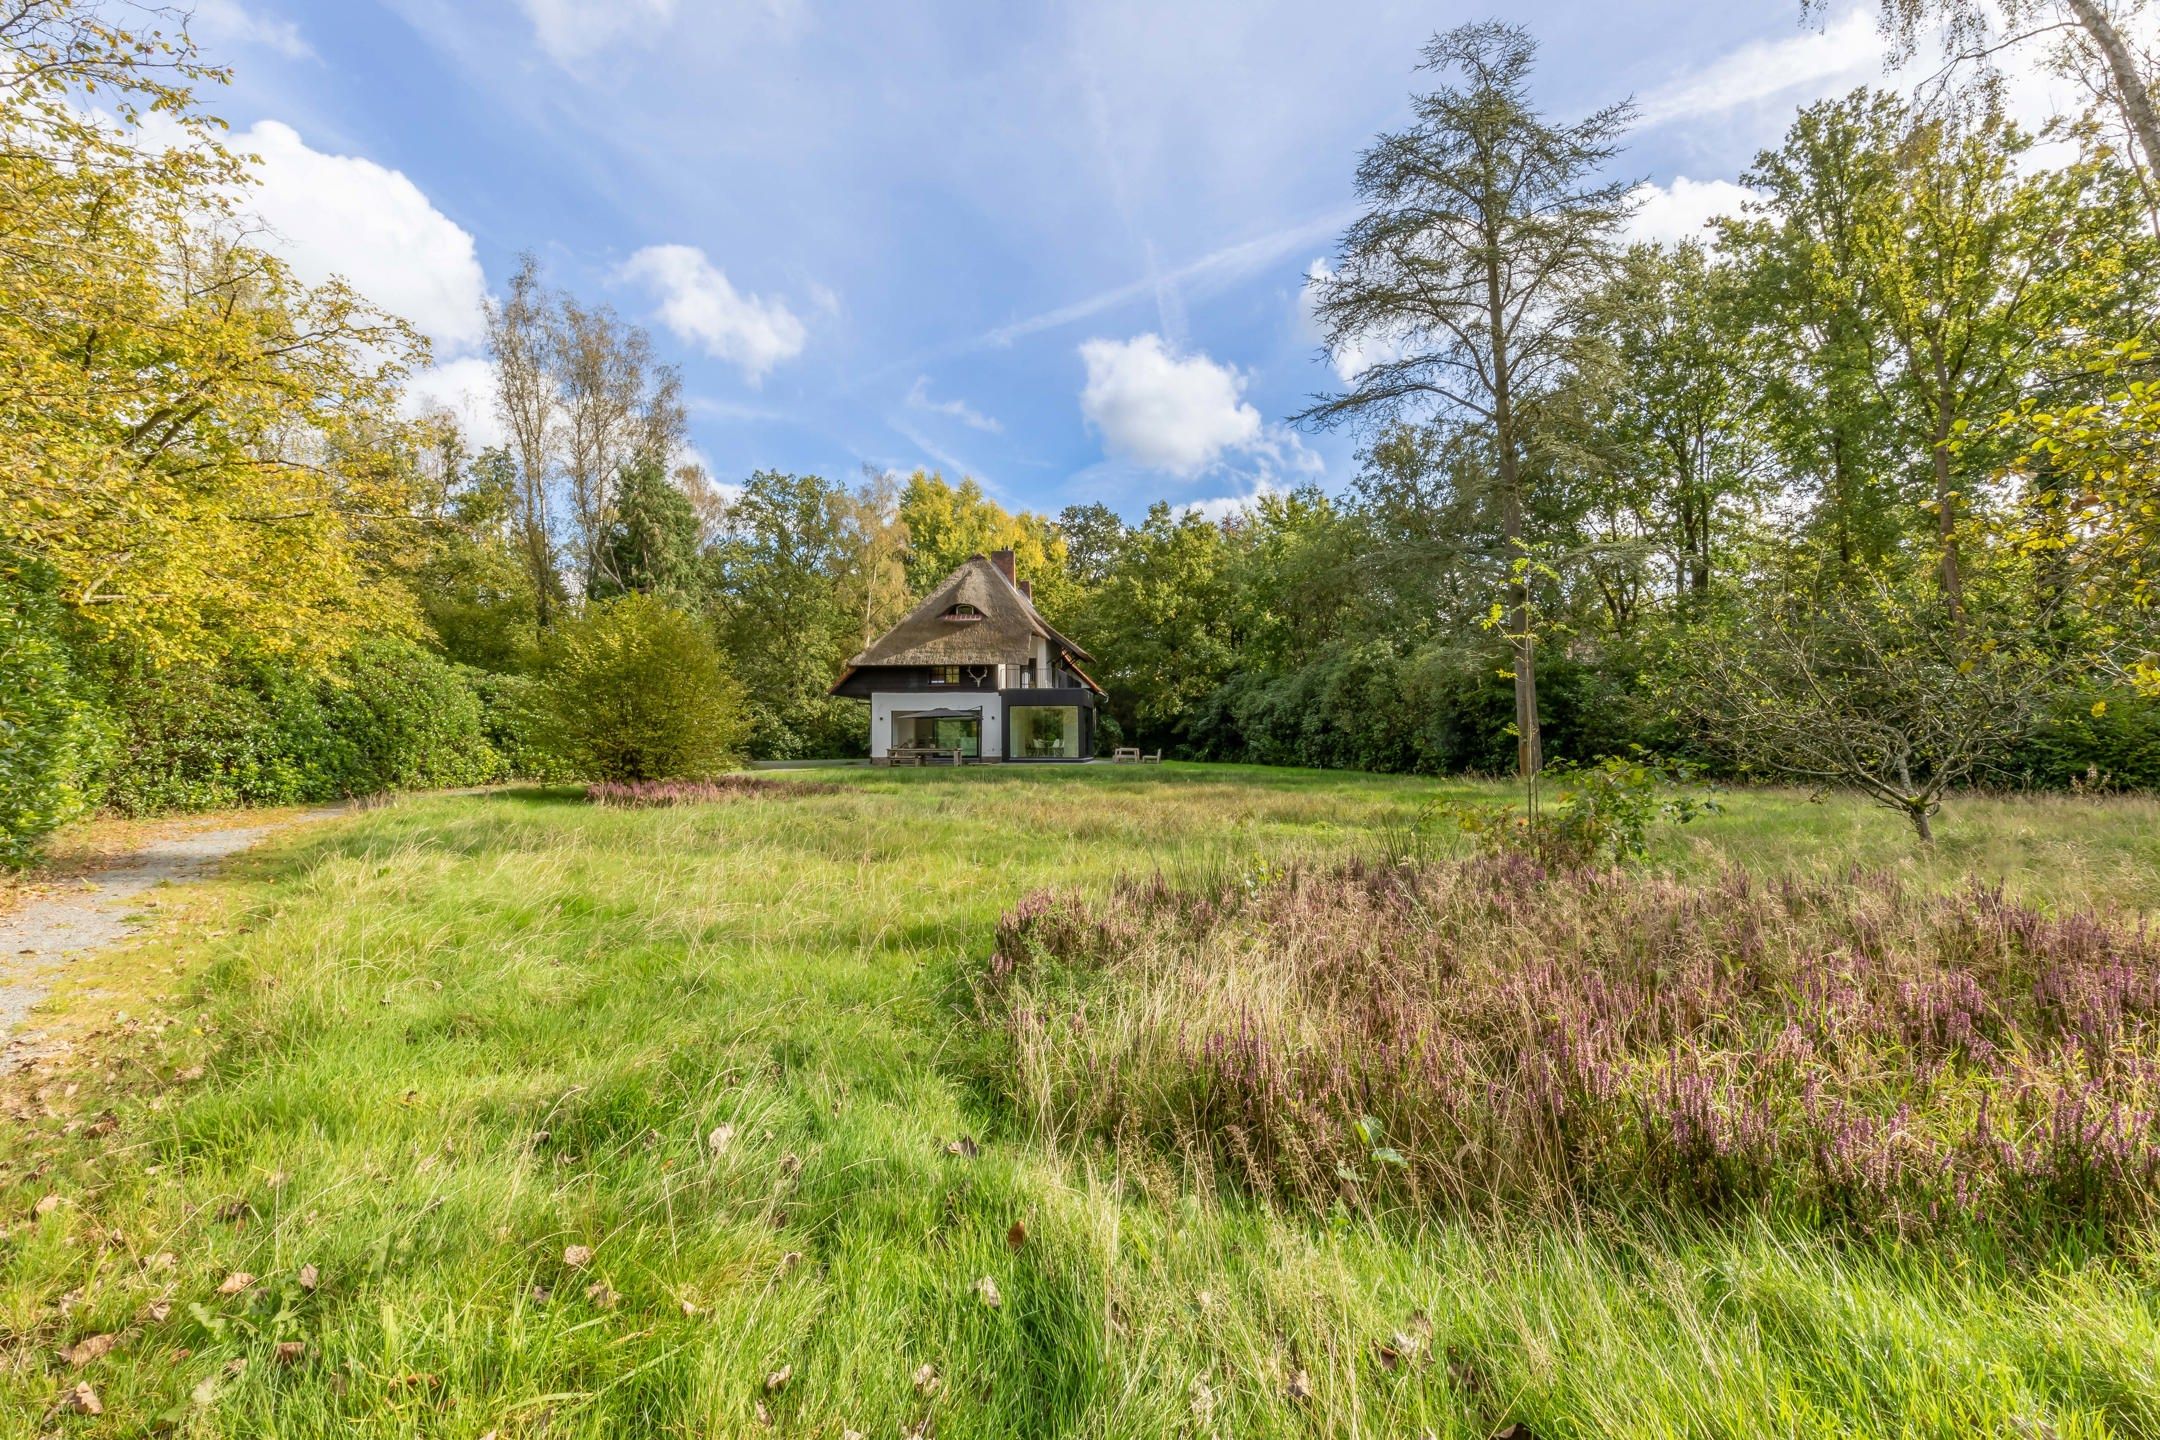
[0,557,107,864]
[2012,689,2160,792]
[1435,753,1713,867]
[469,671,578,782]
[705,471,881,760]
[97,641,510,816]
[534,594,747,782]
[591,458,704,602]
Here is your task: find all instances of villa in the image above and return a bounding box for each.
[829,548,1103,762]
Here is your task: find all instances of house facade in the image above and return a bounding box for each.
[830,549,1103,762]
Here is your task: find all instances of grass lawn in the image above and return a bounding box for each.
[4,765,2160,1437]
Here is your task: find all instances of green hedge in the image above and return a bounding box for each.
[97,640,512,816]
[0,559,109,866]
[2011,689,2160,792]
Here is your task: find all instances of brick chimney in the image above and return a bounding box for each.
[990,548,1016,584]
[1017,579,1033,601]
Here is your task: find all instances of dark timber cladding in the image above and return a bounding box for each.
[831,548,1105,762]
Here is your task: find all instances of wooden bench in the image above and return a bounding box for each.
[1111,746,1141,763]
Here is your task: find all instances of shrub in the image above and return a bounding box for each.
[320,640,504,793]
[586,776,839,806]
[1433,754,1714,867]
[97,642,504,815]
[533,595,748,782]
[470,671,576,781]
[0,558,107,864]
[978,858,2160,1243]
[2011,688,2160,792]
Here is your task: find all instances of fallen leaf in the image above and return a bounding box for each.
[145,1299,172,1323]
[1490,1427,1537,1440]
[216,1198,251,1223]
[944,1137,979,1159]
[680,1298,701,1316]
[563,1244,594,1268]
[148,1251,176,1271]
[1286,1368,1313,1402]
[1407,1308,1434,1342]
[1006,1221,1027,1250]
[764,1363,792,1392]
[275,1340,306,1366]
[223,1357,248,1378]
[217,1272,256,1296]
[583,1281,618,1307]
[175,1066,204,1083]
[912,1362,941,1396]
[778,1250,804,1272]
[65,1333,116,1366]
[297,1263,319,1291]
[61,1381,102,1415]
[33,1194,61,1218]
[844,1431,865,1440]
[778,1152,802,1177]
[707,1124,735,1155]
[528,1285,552,1305]
[189,1374,217,1407]
[754,1400,774,1428]
[974,1276,1002,1309]
[1374,1335,1408,1371]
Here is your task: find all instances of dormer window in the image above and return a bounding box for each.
[942,603,985,623]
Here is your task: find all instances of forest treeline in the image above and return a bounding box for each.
[3,1,2158,865]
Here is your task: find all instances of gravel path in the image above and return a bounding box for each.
[0,807,347,1072]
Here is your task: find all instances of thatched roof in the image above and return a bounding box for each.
[841,554,1091,671]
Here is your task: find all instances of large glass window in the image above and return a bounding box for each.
[895,714,979,757]
[1012,705,1081,758]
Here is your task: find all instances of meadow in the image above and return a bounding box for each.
[4,766,2160,1438]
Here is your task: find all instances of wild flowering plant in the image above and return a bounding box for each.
[978,856,2160,1243]
[585,776,838,806]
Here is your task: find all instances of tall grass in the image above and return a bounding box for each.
[981,852,2160,1240]
[2,769,2158,1436]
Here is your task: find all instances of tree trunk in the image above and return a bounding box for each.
[1907,801,1934,845]
[1488,254,1540,780]
[1930,388,1964,629]
[2063,0,2160,186]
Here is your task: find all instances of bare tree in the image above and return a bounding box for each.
[488,254,561,626]
[553,294,684,599]
[487,255,686,616]
[1295,22,1635,779]
[1680,586,2057,842]
[1820,0,2160,206]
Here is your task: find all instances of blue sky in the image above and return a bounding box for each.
[178,0,2081,520]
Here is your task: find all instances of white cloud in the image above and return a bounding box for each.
[190,0,314,59]
[906,376,1002,433]
[1179,479,1283,524]
[519,0,677,65]
[618,244,807,384]
[234,120,488,350]
[1624,177,1762,246]
[1637,9,1880,129]
[1078,334,1262,476]
[402,356,504,449]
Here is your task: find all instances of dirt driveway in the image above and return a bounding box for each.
[0,806,348,1072]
